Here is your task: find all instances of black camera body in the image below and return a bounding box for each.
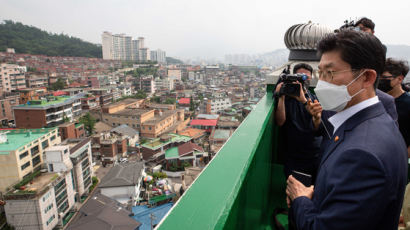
[277,73,308,97]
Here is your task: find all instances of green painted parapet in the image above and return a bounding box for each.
[157,89,287,230]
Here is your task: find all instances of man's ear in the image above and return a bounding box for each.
[363,69,377,88]
[397,75,404,84]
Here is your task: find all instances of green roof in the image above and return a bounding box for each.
[16,95,83,109]
[0,128,57,153]
[165,147,179,159]
[141,134,191,150]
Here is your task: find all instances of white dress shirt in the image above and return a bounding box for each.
[328,96,380,134]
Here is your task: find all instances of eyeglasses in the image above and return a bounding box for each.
[318,69,359,81]
[380,75,396,79]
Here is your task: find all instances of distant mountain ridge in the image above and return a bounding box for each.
[0,20,102,58]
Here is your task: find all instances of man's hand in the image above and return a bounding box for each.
[275,82,284,93]
[286,175,314,202]
[289,82,307,103]
[306,99,323,130]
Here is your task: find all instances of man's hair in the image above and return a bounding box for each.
[354,17,375,31]
[384,58,409,77]
[317,30,386,88]
[293,63,313,75]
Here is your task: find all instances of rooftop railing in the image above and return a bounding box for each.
[157,85,287,229]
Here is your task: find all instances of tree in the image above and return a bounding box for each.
[164,98,176,104]
[50,78,66,90]
[151,96,161,103]
[135,90,147,99]
[189,96,195,111]
[79,112,96,135]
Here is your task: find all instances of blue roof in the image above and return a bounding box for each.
[132,203,173,230]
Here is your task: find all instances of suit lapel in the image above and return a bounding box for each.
[319,102,386,168]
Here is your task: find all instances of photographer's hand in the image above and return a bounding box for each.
[306,99,322,130]
[290,82,307,104]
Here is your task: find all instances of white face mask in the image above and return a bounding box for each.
[314,71,365,112]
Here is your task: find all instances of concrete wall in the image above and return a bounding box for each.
[5,189,58,230]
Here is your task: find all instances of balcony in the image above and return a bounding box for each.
[157,85,287,229]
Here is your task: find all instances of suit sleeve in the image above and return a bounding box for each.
[291,149,389,230]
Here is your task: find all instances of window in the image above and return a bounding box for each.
[41,140,49,149]
[46,214,55,226]
[50,135,56,141]
[32,155,41,167]
[19,151,28,159]
[21,161,30,171]
[44,203,53,214]
[30,145,39,156]
[42,191,51,202]
[64,149,68,154]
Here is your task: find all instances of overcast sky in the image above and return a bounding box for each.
[1,0,409,59]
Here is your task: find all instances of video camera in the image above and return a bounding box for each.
[334,19,360,33]
[274,65,308,97]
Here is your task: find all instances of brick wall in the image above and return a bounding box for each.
[14,109,47,128]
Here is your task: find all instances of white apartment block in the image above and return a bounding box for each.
[155,77,174,91]
[167,69,182,81]
[151,49,166,63]
[4,170,76,230]
[0,128,61,193]
[139,48,150,61]
[45,138,93,199]
[0,63,26,93]
[101,32,132,61]
[207,97,232,114]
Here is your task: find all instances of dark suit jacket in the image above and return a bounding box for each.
[291,102,408,230]
[376,89,398,123]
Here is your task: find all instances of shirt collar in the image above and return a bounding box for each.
[328,96,379,134]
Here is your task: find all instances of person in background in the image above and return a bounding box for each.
[354,17,375,34]
[378,58,410,156]
[275,63,322,182]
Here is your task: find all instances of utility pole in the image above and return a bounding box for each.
[150,213,156,230]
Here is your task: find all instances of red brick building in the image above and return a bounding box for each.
[58,122,86,141]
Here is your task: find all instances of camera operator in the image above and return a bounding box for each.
[275,63,322,182]
[354,17,375,34]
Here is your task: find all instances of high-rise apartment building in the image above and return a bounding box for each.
[102,32,160,62]
[101,32,132,60]
[151,49,166,63]
[138,48,150,61]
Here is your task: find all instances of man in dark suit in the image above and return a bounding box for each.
[286,30,408,230]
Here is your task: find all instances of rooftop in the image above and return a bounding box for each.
[178,98,190,104]
[210,129,232,140]
[22,172,58,193]
[142,110,178,125]
[15,94,84,109]
[165,146,179,159]
[112,108,151,116]
[141,133,191,150]
[132,203,173,230]
[196,114,219,120]
[0,128,57,153]
[110,124,138,137]
[67,193,141,230]
[98,162,144,188]
[190,119,218,127]
[178,128,206,139]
